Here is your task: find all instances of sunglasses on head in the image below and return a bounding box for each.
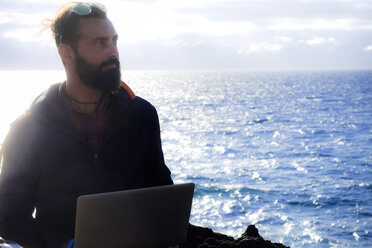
[59,3,107,44]
[68,2,107,16]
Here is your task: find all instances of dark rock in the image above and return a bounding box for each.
[243,225,261,238]
[180,224,289,248]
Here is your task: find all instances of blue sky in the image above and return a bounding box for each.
[0,0,372,70]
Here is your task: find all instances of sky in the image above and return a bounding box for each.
[0,0,372,71]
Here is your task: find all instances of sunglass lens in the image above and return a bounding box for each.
[93,3,107,13]
[72,3,92,15]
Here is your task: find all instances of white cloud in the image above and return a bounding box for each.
[276,36,294,42]
[299,37,339,46]
[306,37,325,45]
[327,37,337,43]
[3,28,53,45]
[109,1,257,45]
[238,43,282,54]
[0,11,47,26]
[267,18,372,31]
[1,0,372,70]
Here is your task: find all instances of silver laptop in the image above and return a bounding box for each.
[74,183,195,248]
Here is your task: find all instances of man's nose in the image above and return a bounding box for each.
[107,42,119,59]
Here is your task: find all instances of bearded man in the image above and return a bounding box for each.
[0,3,174,248]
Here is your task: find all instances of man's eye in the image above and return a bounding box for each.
[96,40,106,46]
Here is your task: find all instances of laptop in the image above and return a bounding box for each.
[74,183,195,248]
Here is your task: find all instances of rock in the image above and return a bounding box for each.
[242,225,261,238]
[180,224,289,248]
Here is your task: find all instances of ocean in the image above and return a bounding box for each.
[0,70,371,247]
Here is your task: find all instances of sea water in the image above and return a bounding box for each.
[0,70,371,247]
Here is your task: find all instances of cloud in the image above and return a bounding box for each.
[0,0,372,70]
[3,27,54,45]
[0,36,60,70]
[297,37,339,46]
[276,36,294,42]
[238,43,282,54]
[0,11,44,26]
[109,1,258,45]
[173,0,372,30]
[267,18,372,31]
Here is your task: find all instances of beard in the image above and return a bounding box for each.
[75,52,121,93]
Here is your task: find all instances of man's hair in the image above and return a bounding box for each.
[43,2,107,49]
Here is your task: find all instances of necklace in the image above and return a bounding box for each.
[67,94,100,105]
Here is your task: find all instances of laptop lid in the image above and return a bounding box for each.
[74,183,195,248]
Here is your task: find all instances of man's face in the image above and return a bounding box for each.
[74,49,121,93]
[74,18,121,93]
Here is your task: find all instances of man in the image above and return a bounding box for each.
[0,3,174,248]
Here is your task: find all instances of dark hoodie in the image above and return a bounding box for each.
[0,82,173,248]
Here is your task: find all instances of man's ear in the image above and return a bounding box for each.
[58,44,75,64]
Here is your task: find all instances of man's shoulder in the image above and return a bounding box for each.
[132,95,157,113]
[115,87,157,115]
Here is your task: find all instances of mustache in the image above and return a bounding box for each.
[98,58,120,70]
